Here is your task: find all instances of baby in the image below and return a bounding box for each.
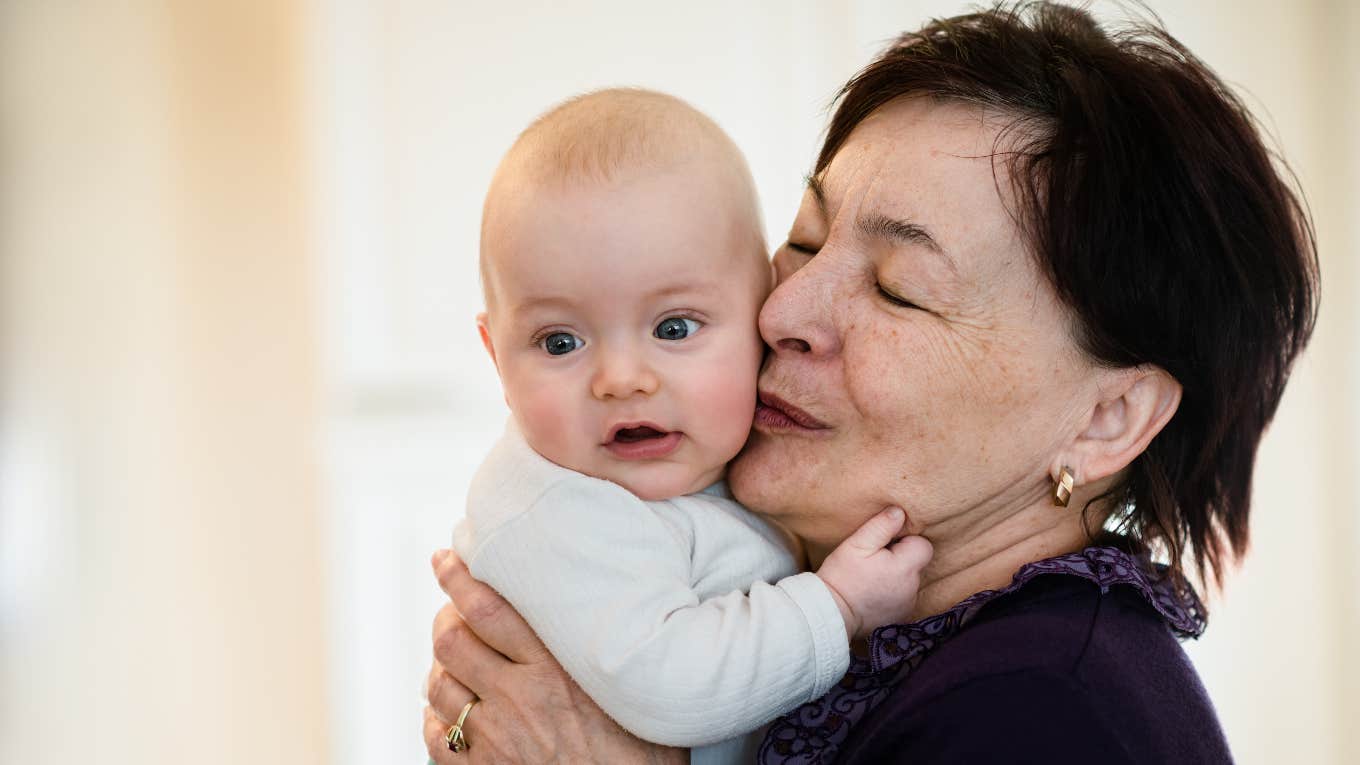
[455,88,931,763]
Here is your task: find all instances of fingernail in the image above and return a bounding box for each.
[887,507,904,521]
[432,549,449,566]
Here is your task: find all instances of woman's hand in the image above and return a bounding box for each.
[423,549,687,764]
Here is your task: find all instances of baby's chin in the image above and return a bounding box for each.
[558,453,723,501]
[604,467,720,502]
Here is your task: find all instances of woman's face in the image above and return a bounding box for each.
[729,98,1097,558]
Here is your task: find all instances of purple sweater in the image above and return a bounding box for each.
[759,547,1233,764]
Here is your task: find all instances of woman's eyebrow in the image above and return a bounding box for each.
[857,213,958,275]
[804,174,829,219]
[804,173,958,274]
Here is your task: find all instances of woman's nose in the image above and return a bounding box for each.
[590,347,660,400]
[758,249,842,358]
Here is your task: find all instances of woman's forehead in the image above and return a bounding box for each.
[810,99,1027,276]
[824,100,1012,208]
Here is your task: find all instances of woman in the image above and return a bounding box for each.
[424,3,1317,762]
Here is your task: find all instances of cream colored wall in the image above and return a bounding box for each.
[1,2,1354,764]
[1,2,328,764]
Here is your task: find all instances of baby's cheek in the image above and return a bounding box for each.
[510,380,582,468]
[690,359,759,457]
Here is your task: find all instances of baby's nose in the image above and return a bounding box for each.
[590,350,660,400]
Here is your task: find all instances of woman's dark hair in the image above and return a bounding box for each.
[818,2,1318,588]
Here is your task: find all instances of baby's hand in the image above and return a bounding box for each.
[817,507,933,641]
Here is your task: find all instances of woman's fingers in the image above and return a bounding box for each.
[423,705,457,765]
[432,549,551,664]
[424,703,490,765]
[425,696,502,764]
[425,662,475,723]
[431,600,510,698]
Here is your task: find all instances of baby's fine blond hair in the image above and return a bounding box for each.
[479,88,766,309]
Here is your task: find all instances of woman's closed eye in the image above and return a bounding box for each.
[876,283,922,310]
[654,316,702,341]
[786,240,820,256]
[537,331,584,356]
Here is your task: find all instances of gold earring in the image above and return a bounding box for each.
[1053,467,1075,507]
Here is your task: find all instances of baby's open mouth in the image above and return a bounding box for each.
[604,424,683,460]
[613,426,668,443]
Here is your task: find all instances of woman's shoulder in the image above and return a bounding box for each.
[843,661,1144,764]
[837,572,1232,764]
[919,573,1178,684]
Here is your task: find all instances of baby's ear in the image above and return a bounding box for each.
[476,312,499,372]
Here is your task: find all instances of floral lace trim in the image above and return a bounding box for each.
[757,546,1206,765]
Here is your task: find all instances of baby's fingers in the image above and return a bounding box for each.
[888,535,934,572]
[844,507,907,553]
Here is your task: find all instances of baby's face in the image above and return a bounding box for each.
[481,160,770,500]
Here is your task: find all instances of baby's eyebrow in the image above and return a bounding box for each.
[644,281,724,300]
[514,295,576,311]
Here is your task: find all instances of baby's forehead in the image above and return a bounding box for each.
[485,164,763,267]
[481,89,765,309]
[482,182,765,316]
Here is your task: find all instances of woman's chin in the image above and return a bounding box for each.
[726,436,774,507]
[729,436,816,518]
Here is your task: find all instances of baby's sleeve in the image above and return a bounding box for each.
[461,477,849,748]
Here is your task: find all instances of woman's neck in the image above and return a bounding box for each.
[909,510,1092,620]
[808,494,1099,623]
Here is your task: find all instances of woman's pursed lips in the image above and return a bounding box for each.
[755,391,833,433]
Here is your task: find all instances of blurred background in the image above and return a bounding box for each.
[1,1,1356,763]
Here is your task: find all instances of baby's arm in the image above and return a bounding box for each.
[458,478,854,748]
[816,507,934,640]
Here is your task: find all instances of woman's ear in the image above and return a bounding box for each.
[476,312,499,372]
[1059,366,1181,486]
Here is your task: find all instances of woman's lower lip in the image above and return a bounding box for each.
[604,431,683,460]
[754,403,832,435]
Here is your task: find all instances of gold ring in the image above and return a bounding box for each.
[444,698,478,754]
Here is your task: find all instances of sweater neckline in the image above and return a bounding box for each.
[758,545,1206,764]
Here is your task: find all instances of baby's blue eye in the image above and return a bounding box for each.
[541,332,583,356]
[654,317,701,341]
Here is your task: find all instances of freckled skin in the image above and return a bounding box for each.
[728,99,1097,566]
